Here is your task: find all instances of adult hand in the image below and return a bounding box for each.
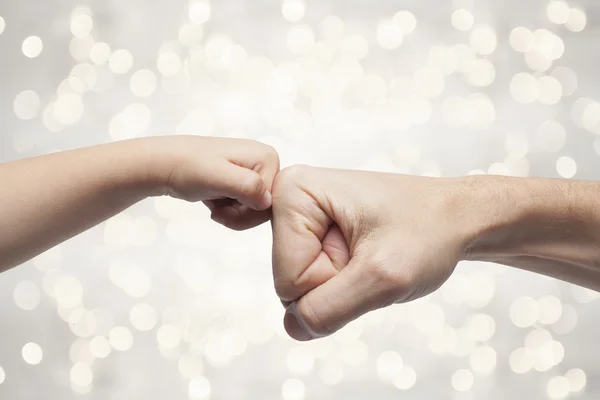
[271,165,474,341]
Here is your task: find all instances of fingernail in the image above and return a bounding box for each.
[284,303,313,341]
[260,191,272,208]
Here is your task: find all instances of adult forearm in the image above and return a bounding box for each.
[0,139,163,272]
[463,175,600,289]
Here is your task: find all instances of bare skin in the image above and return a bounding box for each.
[271,165,600,341]
[0,136,280,273]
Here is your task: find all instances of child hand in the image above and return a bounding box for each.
[147,136,280,231]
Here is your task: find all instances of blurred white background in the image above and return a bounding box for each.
[1,0,600,398]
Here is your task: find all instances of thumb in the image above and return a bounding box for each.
[283,250,401,341]
[214,162,272,211]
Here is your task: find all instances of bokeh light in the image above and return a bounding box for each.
[1,1,598,399]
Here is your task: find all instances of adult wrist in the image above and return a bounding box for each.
[458,174,540,262]
[459,175,600,264]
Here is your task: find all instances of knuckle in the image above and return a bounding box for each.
[272,165,313,201]
[240,172,264,197]
[364,253,411,296]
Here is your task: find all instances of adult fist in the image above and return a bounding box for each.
[271,165,474,341]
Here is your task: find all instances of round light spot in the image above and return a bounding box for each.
[510,73,538,104]
[53,93,83,125]
[189,1,211,24]
[505,134,529,158]
[321,16,344,42]
[69,36,95,61]
[551,66,577,96]
[510,297,539,328]
[534,120,566,153]
[130,303,157,331]
[282,0,305,22]
[54,276,83,308]
[538,296,563,325]
[556,156,577,178]
[451,9,474,31]
[287,25,315,54]
[393,11,417,34]
[341,340,369,366]
[510,347,534,374]
[94,307,117,335]
[510,27,533,53]
[565,368,586,392]
[70,363,93,386]
[552,305,578,334]
[525,51,552,72]
[414,66,444,98]
[532,28,564,61]
[547,376,570,399]
[71,14,93,38]
[470,25,497,55]
[13,281,41,311]
[109,49,133,74]
[320,362,343,385]
[109,104,153,142]
[189,376,211,398]
[22,36,43,58]
[157,325,182,349]
[89,42,111,64]
[179,23,204,47]
[287,347,315,375]
[470,346,497,375]
[392,366,417,390]
[565,9,586,32]
[451,369,473,392]
[547,1,571,25]
[282,378,305,400]
[117,263,151,298]
[465,59,495,87]
[109,326,133,351]
[179,354,204,378]
[488,163,509,176]
[376,351,403,382]
[464,314,496,342]
[466,272,495,308]
[581,102,600,131]
[130,69,157,97]
[13,90,41,120]
[538,76,562,105]
[22,342,43,365]
[157,52,181,77]
[89,336,111,358]
[341,34,369,60]
[377,18,403,49]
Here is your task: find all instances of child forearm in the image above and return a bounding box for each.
[0,135,280,273]
[0,139,160,272]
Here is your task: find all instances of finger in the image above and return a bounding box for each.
[322,224,350,271]
[283,251,402,341]
[273,224,349,308]
[272,198,337,303]
[211,162,272,211]
[211,208,271,231]
[203,198,236,212]
[230,142,280,192]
